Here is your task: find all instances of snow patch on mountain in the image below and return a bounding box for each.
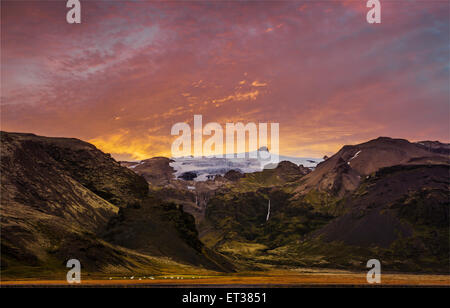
[347,150,362,165]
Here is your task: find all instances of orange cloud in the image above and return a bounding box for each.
[1,1,448,161]
[251,81,267,87]
[89,130,171,161]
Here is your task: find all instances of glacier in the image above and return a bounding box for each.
[169,149,322,181]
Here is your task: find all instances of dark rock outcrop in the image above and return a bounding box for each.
[178,171,198,181]
[224,169,244,181]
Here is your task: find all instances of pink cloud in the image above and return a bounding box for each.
[1,1,448,159]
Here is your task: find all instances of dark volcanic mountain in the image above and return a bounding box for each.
[197,137,449,273]
[295,164,449,272]
[295,137,449,197]
[0,132,233,276]
[315,164,449,247]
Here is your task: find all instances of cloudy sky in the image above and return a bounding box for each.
[1,0,449,160]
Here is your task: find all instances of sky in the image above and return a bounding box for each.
[1,0,449,160]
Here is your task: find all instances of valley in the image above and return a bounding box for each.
[1,131,449,285]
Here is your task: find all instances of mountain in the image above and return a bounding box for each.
[0,132,234,277]
[196,137,449,273]
[293,164,449,272]
[415,140,450,155]
[130,148,322,182]
[102,195,235,272]
[294,137,449,197]
[2,132,448,277]
[120,157,175,186]
[118,152,317,227]
[198,164,332,259]
[1,132,144,271]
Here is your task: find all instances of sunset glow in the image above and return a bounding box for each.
[1,1,449,160]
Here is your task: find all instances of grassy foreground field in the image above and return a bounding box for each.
[2,269,449,287]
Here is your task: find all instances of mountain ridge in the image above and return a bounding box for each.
[1,131,449,275]
[0,131,235,276]
[294,136,449,197]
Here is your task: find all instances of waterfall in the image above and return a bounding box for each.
[266,199,271,222]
